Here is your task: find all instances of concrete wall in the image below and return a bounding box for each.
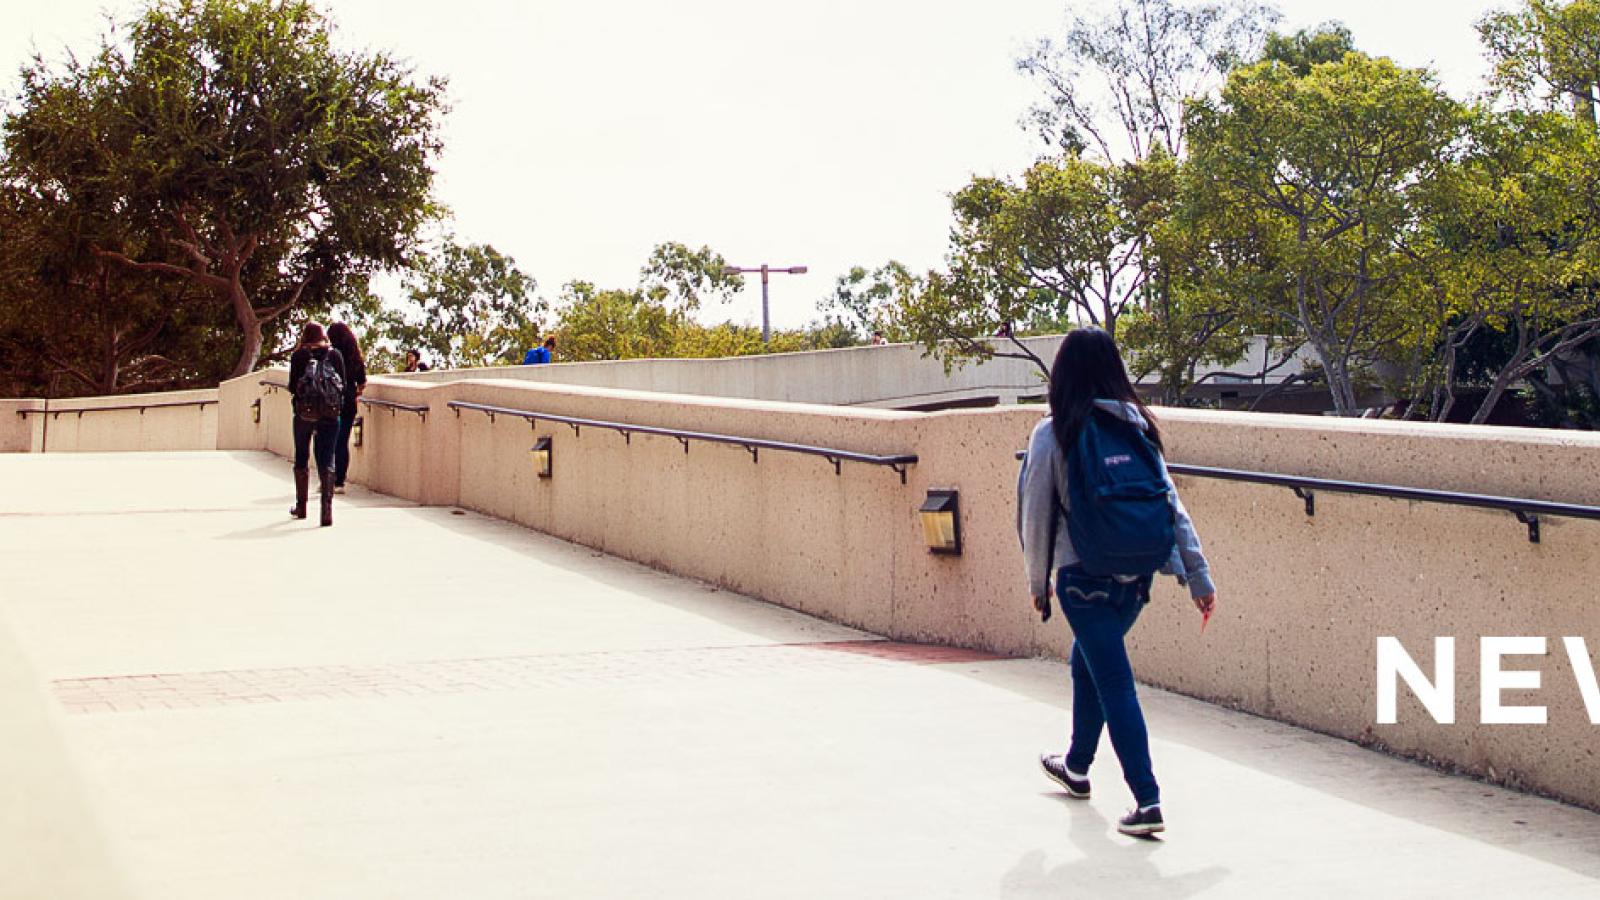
[0,608,133,899]
[0,399,44,453]
[223,371,1600,810]
[0,389,217,454]
[380,337,1064,408]
[347,334,1309,409]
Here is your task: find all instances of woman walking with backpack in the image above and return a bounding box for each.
[287,322,347,527]
[1017,327,1217,838]
[327,323,368,494]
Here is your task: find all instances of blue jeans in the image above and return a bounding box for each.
[292,416,339,473]
[1057,566,1160,808]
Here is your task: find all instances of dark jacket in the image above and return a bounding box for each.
[339,352,367,417]
[288,345,347,420]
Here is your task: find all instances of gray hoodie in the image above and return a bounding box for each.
[1017,400,1215,602]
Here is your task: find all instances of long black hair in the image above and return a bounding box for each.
[1048,327,1163,453]
[327,322,363,367]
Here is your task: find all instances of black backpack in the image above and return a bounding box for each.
[295,351,344,420]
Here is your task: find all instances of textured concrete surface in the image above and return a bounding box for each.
[365,336,1066,408]
[3,451,1600,898]
[0,388,218,454]
[223,369,1600,808]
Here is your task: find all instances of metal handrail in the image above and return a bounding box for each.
[1012,450,1599,543]
[15,399,216,419]
[360,397,429,418]
[262,379,426,418]
[448,400,918,483]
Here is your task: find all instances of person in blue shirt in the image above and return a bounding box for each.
[523,336,557,365]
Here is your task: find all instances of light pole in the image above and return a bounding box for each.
[724,264,808,343]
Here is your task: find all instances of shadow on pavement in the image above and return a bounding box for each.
[944,658,1600,884]
[1001,796,1229,898]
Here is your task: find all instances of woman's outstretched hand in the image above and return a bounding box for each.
[1193,592,1217,616]
[1033,594,1052,623]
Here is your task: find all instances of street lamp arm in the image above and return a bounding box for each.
[722,262,809,343]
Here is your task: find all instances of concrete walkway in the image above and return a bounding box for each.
[4,451,1600,899]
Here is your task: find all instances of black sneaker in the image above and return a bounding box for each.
[1039,754,1091,799]
[1117,805,1165,837]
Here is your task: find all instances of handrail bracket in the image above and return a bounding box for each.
[1514,510,1541,544]
[1292,486,1316,517]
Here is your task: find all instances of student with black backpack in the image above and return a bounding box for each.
[1017,327,1217,838]
[287,322,347,527]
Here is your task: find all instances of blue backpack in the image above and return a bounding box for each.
[1064,409,1177,577]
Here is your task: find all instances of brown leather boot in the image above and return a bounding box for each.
[319,468,335,527]
[290,468,309,519]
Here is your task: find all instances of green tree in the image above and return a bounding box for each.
[639,242,745,312]
[554,242,856,362]
[553,242,755,362]
[1120,183,1260,403]
[2,0,446,379]
[878,265,1056,378]
[1417,110,1600,422]
[879,158,1145,379]
[1260,22,1356,75]
[381,238,542,369]
[1480,0,1600,126]
[1109,150,1267,403]
[825,261,920,343]
[886,154,1211,381]
[1004,0,1278,393]
[1186,51,1467,415]
[0,176,232,396]
[553,281,680,362]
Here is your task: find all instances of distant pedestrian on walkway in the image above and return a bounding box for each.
[327,323,367,495]
[288,322,347,527]
[522,336,557,365]
[403,349,430,373]
[1017,327,1217,838]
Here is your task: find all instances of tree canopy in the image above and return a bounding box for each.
[378,238,542,370]
[5,0,1599,430]
[854,1,1600,424]
[554,243,856,363]
[2,0,446,383]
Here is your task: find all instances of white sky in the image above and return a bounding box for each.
[5,0,1507,330]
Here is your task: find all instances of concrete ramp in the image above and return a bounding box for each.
[3,452,1599,898]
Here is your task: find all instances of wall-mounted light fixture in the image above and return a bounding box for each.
[920,489,961,555]
[531,436,553,478]
[251,398,262,424]
[352,416,364,448]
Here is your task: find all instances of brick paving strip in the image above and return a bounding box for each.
[51,641,1007,715]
